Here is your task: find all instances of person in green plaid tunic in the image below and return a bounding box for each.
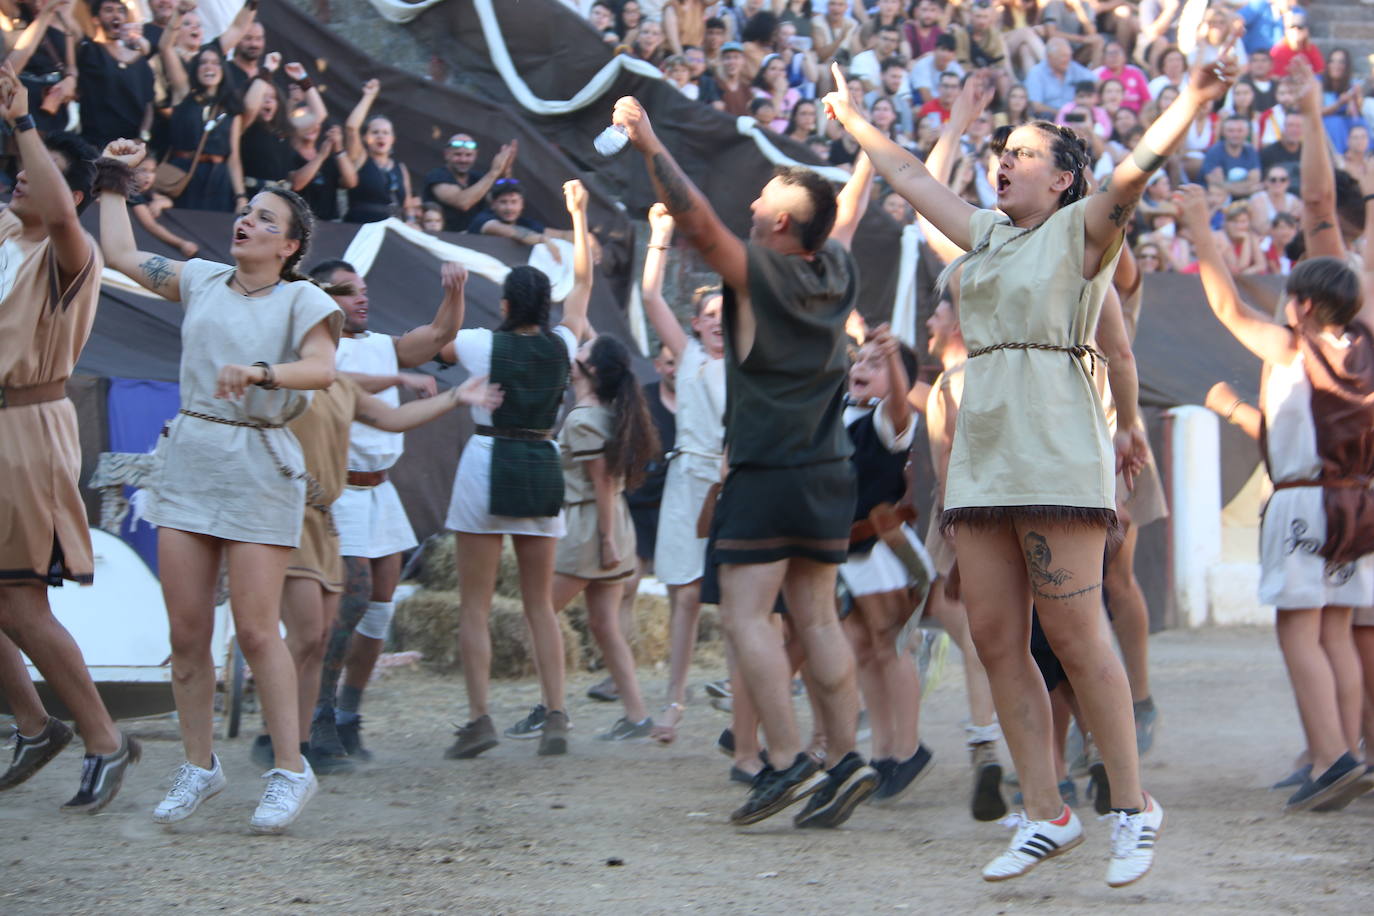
[441,180,594,760]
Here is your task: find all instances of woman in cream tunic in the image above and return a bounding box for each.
[825,47,1239,886]
[100,140,341,836]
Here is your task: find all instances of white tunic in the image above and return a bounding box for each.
[336,331,403,472]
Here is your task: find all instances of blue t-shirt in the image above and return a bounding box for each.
[1201,142,1259,184]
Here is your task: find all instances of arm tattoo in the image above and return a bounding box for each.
[355,410,380,427]
[1313,220,1335,234]
[1108,197,1137,228]
[1023,530,1102,601]
[650,151,697,215]
[140,255,174,292]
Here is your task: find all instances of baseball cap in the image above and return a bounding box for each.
[720,41,744,54]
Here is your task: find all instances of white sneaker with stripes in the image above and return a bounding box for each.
[982,805,1083,881]
[1104,792,1164,887]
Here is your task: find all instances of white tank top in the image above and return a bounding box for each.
[336,331,403,471]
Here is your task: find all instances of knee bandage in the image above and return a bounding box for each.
[355,600,396,640]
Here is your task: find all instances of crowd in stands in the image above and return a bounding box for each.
[580,0,1374,277]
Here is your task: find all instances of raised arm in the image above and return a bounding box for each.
[284,64,327,131]
[214,0,257,54]
[6,2,59,75]
[829,152,874,251]
[395,263,467,368]
[430,144,513,213]
[1288,58,1344,260]
[1084,25,1242,265]
[559,179,594,342]
[613,96,748,291]
[344,79,379,168]
[160,23,191,105]
[96,140,187,300]
[872,323,912,440]
[822,64,978,250]
[1174,183,1296,365]
[240,53,280,126]
[642,203,690,359]
[1359,167,1374,328]
[920,70,998,263]
[0,63,89,279]
[353,374,503,432]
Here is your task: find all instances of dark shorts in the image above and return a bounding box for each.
[1030,608,1066,693]
[629,504,659,562]
[711,460,857,566]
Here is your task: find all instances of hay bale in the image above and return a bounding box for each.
[489,594,582,679]
[411,533,458,592]
[393,588,460,670]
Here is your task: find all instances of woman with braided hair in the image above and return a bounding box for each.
[96,139,343,835]
[823,36,1241,888]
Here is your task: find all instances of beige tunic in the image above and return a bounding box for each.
[285,376,362,591]
[554,405,636,581]
[0,210,102,586]
[145,259,343,547]
[945,199,1123,515]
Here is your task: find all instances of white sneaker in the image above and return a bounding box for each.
[249,762,318,835]
[152,756,227,824]
[1103,792,1164,887]
[982,805,1084,881]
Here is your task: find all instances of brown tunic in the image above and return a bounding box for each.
[0,209,102,586]
[285,376,362,591]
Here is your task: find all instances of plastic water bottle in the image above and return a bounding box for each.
[594,124,629,157]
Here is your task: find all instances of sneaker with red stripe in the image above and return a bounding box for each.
[982,804,1083,881]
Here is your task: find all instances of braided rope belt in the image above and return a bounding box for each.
[966,341,1107,375]
[178,409,335,534]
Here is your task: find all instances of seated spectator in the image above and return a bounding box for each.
[161,43,241,212]
[1139,84,1179,129]
[1099,77,1126,120]
[1133,238,1167,273]
[1024,37,1095,117]
[751,53,800,130]
[1269,6,1322,77]
[702,16,730,67]
[683,44,720,101]
[419,202,445,234]
[774,20,819,97]
[851,22,905,91]
[468,178,574,258]
[1106,112,1142,164]
[711,41,753,116]
[902,0,943,59]
[1260,110,1303,193]
[1248,165,1301,234]
[1240,47,1278,110]
[663,54,699,98]
[1223,80,1264,144]
[1000,82,1033,127]
[861,0,912,57]
[289,121,356,222]
[663,0,708,56]
[915,71,961,131]
[1215,201,1266,275]
[1000,0,1048,78]
[589,2,620,44]
[240,59,327,196]
[1188,4,1235,66]
[748,95,778,130]
[812,0,860,70]
[1147,45,1187,100]
[1181,99,1220,182]
[783,98,821,144]
[78,0,156,151]
[740,10,779,79]
[344,78,418,224]
[881,189,913,224]
[1096,39,1149,112]
[908,32,963,105]
[629,17,670,67]
[423,133,515,233]
[1055,80,1111,137]
[865,58,914,136]
[807,135,830,161]
[1260,211,1298,274]
[1320,48,1366,155]
[1039,0,1104,67]
[1239,0,1285,57]
[953,0,1008,71]
[1136,169,1176,228]
[1338,124,1371,181]
[617,1,644,40]
[129,157,198,257]
[870,97,916,151]
[1203,115,1262,199]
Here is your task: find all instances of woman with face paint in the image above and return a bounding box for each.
[96,138,344,835]
[824,32,1242,888]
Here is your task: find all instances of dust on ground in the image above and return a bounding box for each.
[3,627,1373,915]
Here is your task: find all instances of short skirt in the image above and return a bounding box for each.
[446,436,566,538]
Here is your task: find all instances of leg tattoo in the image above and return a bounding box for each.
[317,557,372,711]
[1024,531,1101,601]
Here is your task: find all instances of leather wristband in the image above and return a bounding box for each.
[1130,144,1166,174]
[92,157,138,197]
[252,361,279,389]
[12,114,36,133]
[291,76,314,91]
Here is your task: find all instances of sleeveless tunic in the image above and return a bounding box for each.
[554,405,637,581]
[286,376,360,591]
[345,157,405,224]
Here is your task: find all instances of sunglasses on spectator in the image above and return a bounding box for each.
[1285,20,1307,30]
[449,139,478,150]
[1267,174,1288,183]
[493,178,521,190]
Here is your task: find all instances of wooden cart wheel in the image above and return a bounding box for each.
[226,636,246,739]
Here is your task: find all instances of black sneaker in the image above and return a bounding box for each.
[729,765,758,785]
[250,734,274,770]
[970,741,1007,822]
[872,744,933,803]
[870,757,896,794]
[306,742,356,775]
[309,710,348,758]
[61,733,142,813]
[506,704,547,740]
[794,751,881,828]
[0,717,73,791]
[716,728,735,757]
[597,717,653,741]
[585,676,619,703]
[445,715,499,759]
[1271,763,1312,791]
[1287,753,1369,813]
[336,715,373,761]
[730,752,826,826]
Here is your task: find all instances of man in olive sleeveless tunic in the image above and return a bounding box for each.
[614,96,881,829]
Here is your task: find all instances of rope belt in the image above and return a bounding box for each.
[475,424,553,441]
[1273,476,1373,491]
[177,409,335,533]
[967,341,1107,376]
[0,379,66,409]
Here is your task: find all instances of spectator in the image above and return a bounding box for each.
[953,0,1007,70]
[740,10,779,78]
[783,97,821,143]
[629,18,670,67]
[1188,4,1235,66]
[1024,36,1094,117]
[1096,39,1149,112]
[751,52,800,129]
[775,0,816,41]
[1240,48,1278,110]
[1140,84,1180,129]
[1239,0,1292,57]
[588,2,619,44]
[870,96,915,150]
[1055,80,1110,137]
[1337,123,1370,181]
[159,43,242,211]
[663,0,708,56]
[1223,80,1263,143]
[1039,0,1104,67]
[881,189,913,224]
[851,23,904,91]
[1133,238,1167,273]
[141,0,178,47]
[915,70,960,131]
[1137,169,1177,228]
[239,59,326,196]
[468,177,575,257]
[1248,164,1301,234]
[422,134,514,233]
[857,0,908,51]
[288,121,356,221]
[865,58,914,135]
[712,42,753,116]
[812,0,859,68]
[1260,109,1303,192]
[1269,6,1322,77]
[1106,108,1141,164]
[1147,45,1187,100]
[748,95,777,128]
[1320,48,1366,155]
[8,0,78,135]
[702,16,729,67]
[77,0,155,151]
[724,0,767,38]
[1215,201,1266,275]
[774,19,819,95]
[1099,77,1126,119]
[1000,81,1032,127]
[907,31,962,104]
[1203,115,1262,198]
[1000,0,1048,78]
[1182,98,1220,182]
[128,156,198,257]
[617,0,644,40]
[1255,76,1296,146]
[1260,210,1298,274]
[663,54,698,98]
[225,20,266,91]
[683,44,719,100]
[419,202,445,234]
[903,0,944,59]
[343,79,417,224]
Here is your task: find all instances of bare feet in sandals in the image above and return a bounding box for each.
[650,702,685,745]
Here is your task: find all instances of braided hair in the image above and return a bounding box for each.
[499,265,553,333]
[261,188,318,284]
[583,335,659,490]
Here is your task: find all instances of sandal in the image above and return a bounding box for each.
[650,702,685,745]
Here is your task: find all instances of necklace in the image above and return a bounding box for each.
[231,270,280,297]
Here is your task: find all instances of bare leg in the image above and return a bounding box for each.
[844,613,886,756]
[1049,685,1074,782]
[780,558,860,761]
[1354,623,1374,759]
[512,535,565,714]
[456,533,502,720]
[1318,606,1362,755]
[339,552,403,697]
[226,541,303,773]
[863,588,921,760]
[926,584,997,727]
[0,627,49,736]
[719,560,798,761]
[724,633,763,774]
[158,529,226,768]
[585,580,648,722]
[281,578,331,743]
[1020,521,1142,812]
[1104,523,1152,703]
[664,580,704,706]
[616,559,648,652]
[1276,607,1354,772]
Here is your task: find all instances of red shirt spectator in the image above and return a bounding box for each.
[1269,10,1324,77]
[916,97,952,127]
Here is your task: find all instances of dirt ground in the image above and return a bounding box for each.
[3,626,1373,915]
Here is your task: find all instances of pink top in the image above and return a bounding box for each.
[1096,64,1150,112]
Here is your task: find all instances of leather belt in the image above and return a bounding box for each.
[172,151,227,164]
[849,503,918,544]
[475,424,553,441]
[1273,477,1372,491]
[347,469,389,487]
[0,379,67,409]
